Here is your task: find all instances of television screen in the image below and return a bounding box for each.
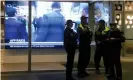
[4,1,110,49]
[4,1,89,48]
[5,1,29,48]
[95,2,109,24]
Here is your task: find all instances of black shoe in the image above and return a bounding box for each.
[78,72,90,78]
[96,70,100,74]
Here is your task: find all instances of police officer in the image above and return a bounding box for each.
[107,23,125,80]
[64,20,77,80]
[77,16,93,78]
[94,20,110,74]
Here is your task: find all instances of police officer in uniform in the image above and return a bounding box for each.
[107,23,125,80]
[77,16,93,78]
[94,20,110,74]
[64,20,78,80]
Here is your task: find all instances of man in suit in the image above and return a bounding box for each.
[5,6,28,42]
[35,2,65,42]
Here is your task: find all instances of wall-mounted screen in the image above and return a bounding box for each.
[5,1,29,49]
[95,2,109,24]
[4,1,110,49]
[4,1,89,48]
[31,1,88,48]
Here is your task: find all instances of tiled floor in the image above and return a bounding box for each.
[1,54,133,80]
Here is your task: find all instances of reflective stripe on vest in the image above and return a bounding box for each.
[79,24,84,31]
[102,27,110,35]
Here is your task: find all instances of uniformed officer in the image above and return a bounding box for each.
[77,16,93,78]
[64,20,78,80]
[107,23,125,80]
[94,20,110,74]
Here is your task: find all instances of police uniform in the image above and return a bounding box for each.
[94,26,110,73]
[64,27,77,80]
[107,28,125,80]
[77,23,93,76]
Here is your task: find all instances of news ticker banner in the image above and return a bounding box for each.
[0,0,131,2]
[2,41,95,48]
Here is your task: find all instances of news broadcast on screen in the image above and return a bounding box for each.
[4,1,109,49]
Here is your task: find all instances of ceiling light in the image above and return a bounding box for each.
[119,20,121,25]
[129,20,133,24]
[127,15,130,19]
[125,20,128,24]
[129,6,132,10]
[117,25,120,28]
[125,6,128,10]
[115,20,117,23]
[116,15,120,19]
[131,25,133,28]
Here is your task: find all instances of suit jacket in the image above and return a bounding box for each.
[35,10,65,42]
[5,18,28,42]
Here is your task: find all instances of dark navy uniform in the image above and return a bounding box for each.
[107,27,125,80]
[64,25,77,80]
[77,23,93,76]
[94,26,110,73]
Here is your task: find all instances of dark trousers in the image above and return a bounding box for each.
[78,44,91,73]
[65,46,76,78]
[94,45,109,72]
[109,49,122,77]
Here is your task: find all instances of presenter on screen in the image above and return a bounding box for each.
[5,6,28,42]
[35,2,65,42]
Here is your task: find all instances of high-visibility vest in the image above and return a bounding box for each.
[79,24,90,31]
[102,27,110,35]
[79,24,85,31]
